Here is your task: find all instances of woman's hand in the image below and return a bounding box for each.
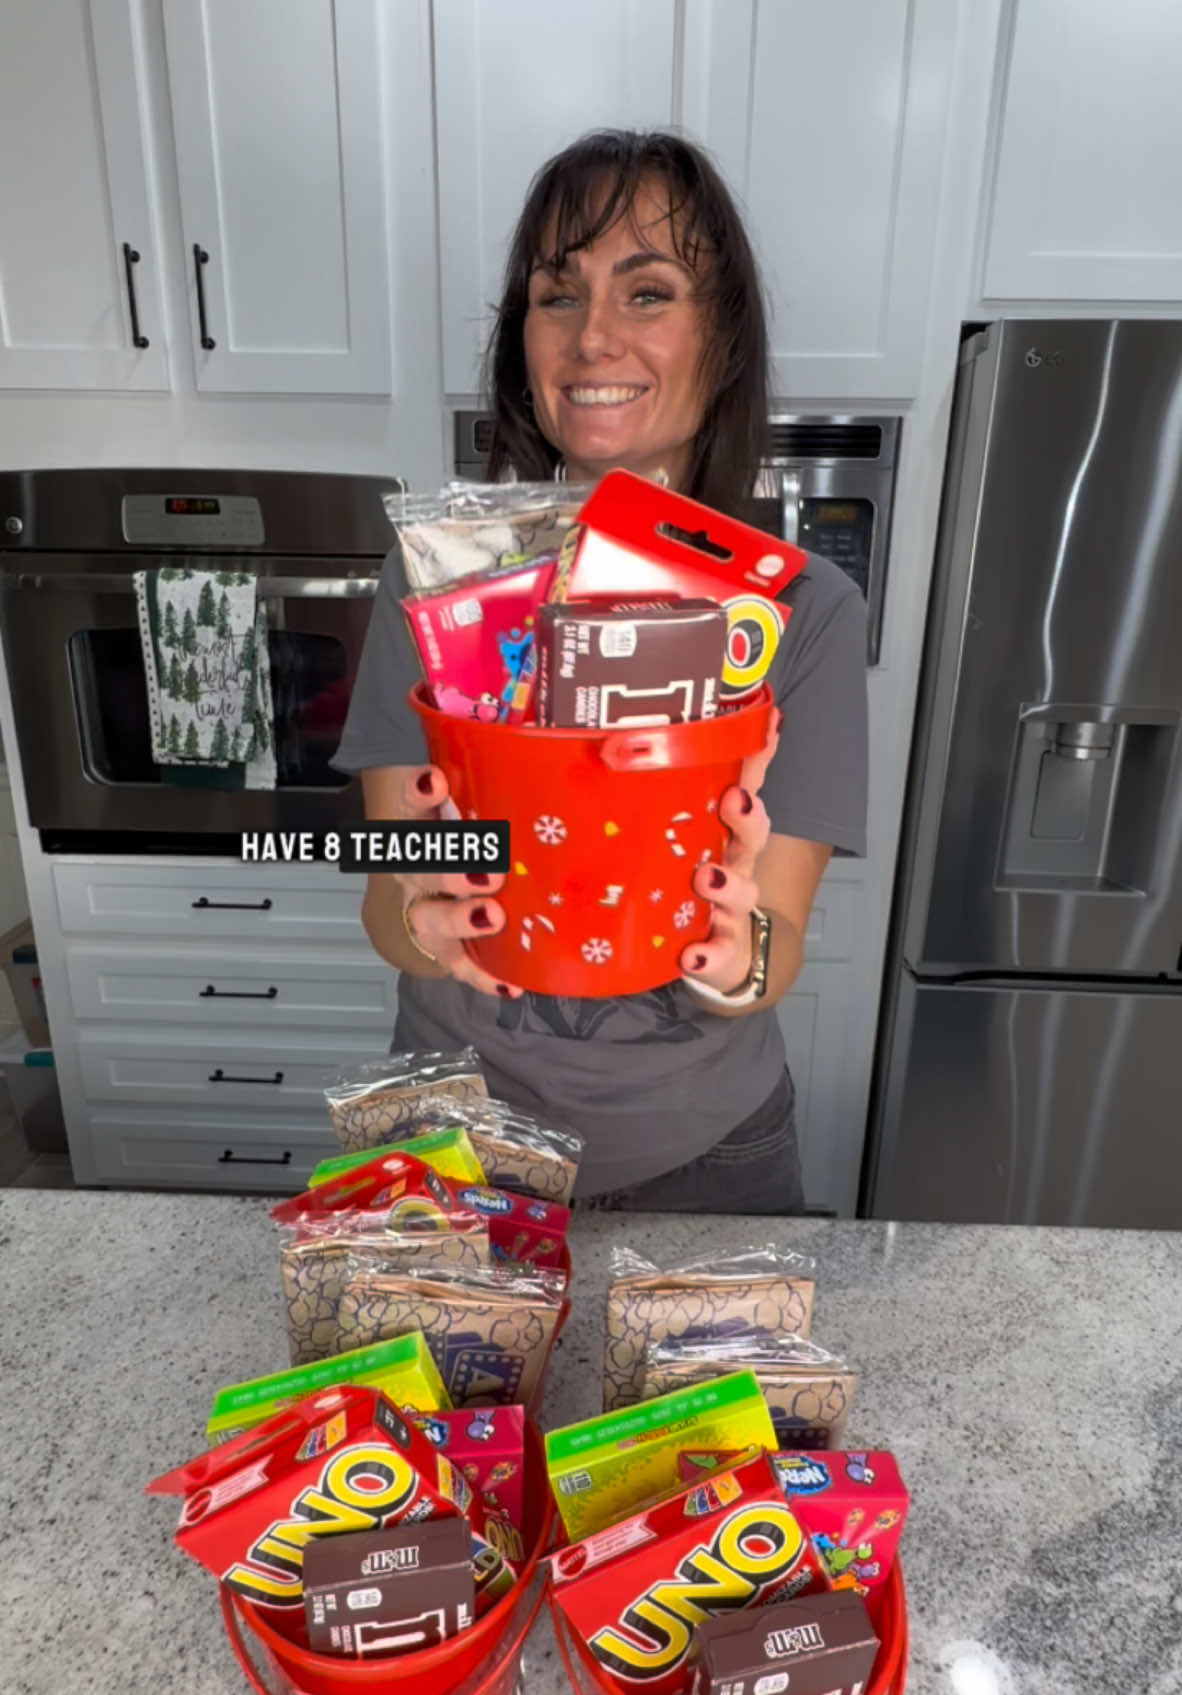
[394,765,525,1000]
[679,708,782,996]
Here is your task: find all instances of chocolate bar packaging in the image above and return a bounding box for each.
[303,1519,474,1657]
[545,1369,777,1542]
[145,1386,517,1619]
[535,599,725,728]
[692,1589,879,1695]
[550,1450,826,1695]
[411,1404,527,1533]
[604,1246,817,1413]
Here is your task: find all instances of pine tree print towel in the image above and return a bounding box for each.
[134,568,276,789]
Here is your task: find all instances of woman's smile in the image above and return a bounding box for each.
[562,383,650,407]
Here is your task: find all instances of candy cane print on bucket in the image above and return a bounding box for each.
[221,1422,555,1695]
[411,683,774,998]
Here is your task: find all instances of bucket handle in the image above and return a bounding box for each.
[220,1587,288,1695]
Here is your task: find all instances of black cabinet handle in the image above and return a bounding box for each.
[208,1068,284,1085]
[218,1148,292,1166]
[193,244,216,349]
[199,985,279,1001]
[192,896,273,911]
[122,243,149,349]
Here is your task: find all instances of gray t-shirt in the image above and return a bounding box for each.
[333,544,867,1196]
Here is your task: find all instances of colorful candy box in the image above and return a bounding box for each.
[411,1404,527,1534]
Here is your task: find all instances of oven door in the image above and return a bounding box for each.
[1,559,378,842]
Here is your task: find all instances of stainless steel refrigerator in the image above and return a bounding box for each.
[865,320,1182,1229]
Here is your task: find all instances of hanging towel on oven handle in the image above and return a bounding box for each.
[134,566,276,789]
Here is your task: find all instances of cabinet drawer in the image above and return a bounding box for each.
[65,944,395,1028]
[54,862,366,942]
[86,1113,335,1191]
[77,1028,389,1110]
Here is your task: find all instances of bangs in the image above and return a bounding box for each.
[524,146,715,283]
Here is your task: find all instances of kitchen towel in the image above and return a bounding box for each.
[134,567,275,789]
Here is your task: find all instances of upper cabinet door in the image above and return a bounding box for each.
[0,0,167,390]
[682,0,959,401]
[434,0,678,396]
[162,0,390,395]
[982,0,1182,302]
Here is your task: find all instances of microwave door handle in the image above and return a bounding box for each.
[8,573,379,597]
[780,471,800,547]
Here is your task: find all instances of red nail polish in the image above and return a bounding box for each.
[709,867,726,891]
[495,983,511,998]
[467,872,490,887]
[470,905,492,931]
[739,789,754,815]
[692,952,708,971]
[415,771,433,795]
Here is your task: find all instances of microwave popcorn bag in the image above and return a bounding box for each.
[642,1331,858,1450]
[335,1258,567,1409]
[324,1051,488,1155]
[604,1245,818,1413]
[382,482,590,592]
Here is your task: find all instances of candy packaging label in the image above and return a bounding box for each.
[691,1587,879,1695]
[402,557,557,722]
[550,1450,826,1695]
[535,599,726,728]
[303,1519,474,1657]
[411,1404,527,1532]
[450,1182,571,1267]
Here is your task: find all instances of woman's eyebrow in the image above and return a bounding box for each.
[529,250,689,280]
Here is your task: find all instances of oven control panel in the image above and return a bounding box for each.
[122,494,264,548]
[797,498,874,598]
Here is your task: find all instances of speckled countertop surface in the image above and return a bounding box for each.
[2,1194,1180,1694]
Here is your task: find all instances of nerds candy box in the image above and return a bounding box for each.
[549,1449,826,1695]
[146,1386,518,1619]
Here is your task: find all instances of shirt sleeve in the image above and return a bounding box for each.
[759,560,869,857]
[331,546,428,772]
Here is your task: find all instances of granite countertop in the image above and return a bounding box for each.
[2,1194,1180,1695]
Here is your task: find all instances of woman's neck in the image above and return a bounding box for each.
[563,446,690,493]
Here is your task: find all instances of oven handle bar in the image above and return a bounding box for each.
[4,573,380,598]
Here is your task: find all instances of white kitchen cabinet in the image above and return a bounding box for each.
[681,0,960,400]
[162,0,390,394]
[84,1103,337,1189]
[53,861,367,944]
[982,0,1182,302]
[433,0,678,395]
[0,0,168,390]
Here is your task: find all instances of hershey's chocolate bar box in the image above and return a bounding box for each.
[692,1589,879,1695]
[537,599,725,728]
[303,1519,473,1658]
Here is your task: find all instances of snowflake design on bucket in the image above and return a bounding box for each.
[674,901,697,930]
[581,937,613,965]
[533,815,567,845]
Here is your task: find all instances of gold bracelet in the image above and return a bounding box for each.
[401,892,439,965]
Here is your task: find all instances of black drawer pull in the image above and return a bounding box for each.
[192,897,273,911]
[218,1149,292,1166]
[122,242,149,348]
[193,244,216,349]
[208,1068,284,1085]
[199,985,279,1001]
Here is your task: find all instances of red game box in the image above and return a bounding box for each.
[402,556,557,722]
[678,1448,909,1618]
[271,1149,487,1249]
[411,1404,527,1533]
[553,472,808,703]
[448,1182,571,1269]
[549,1450,827,1695]
[146,1386,518,1619]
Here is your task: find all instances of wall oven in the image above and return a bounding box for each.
[454,410,901,664]
[0,469,401,852]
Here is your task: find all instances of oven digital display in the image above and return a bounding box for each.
[813,502,859,524]
[165,497,221,516]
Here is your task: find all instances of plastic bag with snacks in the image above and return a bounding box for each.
[383,481,590,591]
[335,1256,569,1409]
[603,1244,818,1414]
[642,1328,858,1449]
[324,1050,488,1154]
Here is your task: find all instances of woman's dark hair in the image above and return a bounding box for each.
[482,130,770,514]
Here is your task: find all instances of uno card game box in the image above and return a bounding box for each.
[206,1332,450,1445]
[146,1386,517,1618]
[550,1450,826,1695]
[303,1519,474,1657]
[692,1589,879,1695]
[545,1370,777,1541]
[412,1404,527,1533]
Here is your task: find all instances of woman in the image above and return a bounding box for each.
[334,131,867,1211]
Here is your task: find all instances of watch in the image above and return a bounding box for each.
[687,907,772,1008]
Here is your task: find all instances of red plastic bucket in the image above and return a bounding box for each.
[411,683,774,997]
[549,1559,909,1694]
[221,1421,555,1695]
